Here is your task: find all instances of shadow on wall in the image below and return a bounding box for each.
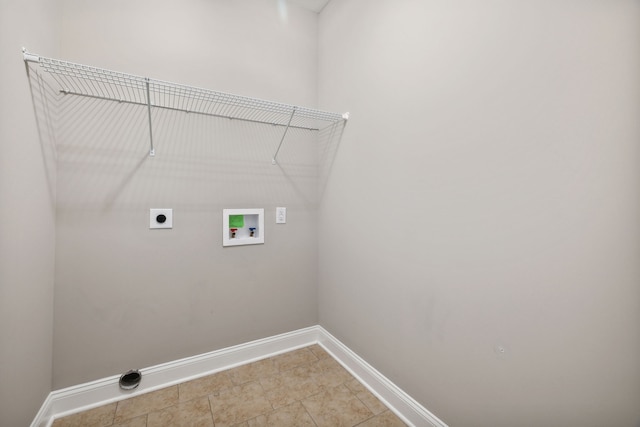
[23,52,346,392]
[25,61,58,209]
[318,118,347,202]
[24,59,346,213]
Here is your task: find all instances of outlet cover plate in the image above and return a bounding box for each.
[150,208,173,229]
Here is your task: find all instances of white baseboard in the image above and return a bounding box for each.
[31,327,319,427]
[317,327,447,427]
[32,325,446,427]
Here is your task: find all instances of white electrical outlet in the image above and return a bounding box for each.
[150,209,173,229]
[276,207,286,224]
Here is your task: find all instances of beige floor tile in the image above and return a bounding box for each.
[246,401,316,427]
[261,366,322,408]
[308,344,332,360]
[111,414,148,427]
[114,386,179,423]
[147,396,213,427]
[260,363,315,391]
[52,403,117,427]
[302,384,373,427]
[355,410,407,426]
[345,378,389,415]
[270,347,318,371]
[308,357,354,388]
[50,346,403,427]
[227,358,279,386]
[179,371,233,401]
[209,381,273,427]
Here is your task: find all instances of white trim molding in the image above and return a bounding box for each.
[317,328,447,427]
[32,326,446,427]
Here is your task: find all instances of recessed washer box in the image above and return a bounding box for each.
[223,208,264,247]
[150,208,173,229]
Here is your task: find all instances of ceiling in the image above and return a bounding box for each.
[288,0,331,13]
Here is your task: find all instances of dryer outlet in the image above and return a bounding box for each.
[150,208,173,229]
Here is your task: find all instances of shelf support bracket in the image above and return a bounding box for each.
[271,107,296,165]
[145,78,155,156]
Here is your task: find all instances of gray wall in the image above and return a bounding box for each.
[4,1,640,425]
[0,0,58,425]
[51,0,321,388]
[317,1,640,426]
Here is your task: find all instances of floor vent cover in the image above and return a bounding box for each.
[119,370,141,390]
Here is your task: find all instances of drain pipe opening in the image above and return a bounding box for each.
[119,369,141,390]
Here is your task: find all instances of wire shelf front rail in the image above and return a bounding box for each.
[22,49,348,159]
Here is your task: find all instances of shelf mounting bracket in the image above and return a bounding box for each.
[145,78,155,156]
[271,107,296,165]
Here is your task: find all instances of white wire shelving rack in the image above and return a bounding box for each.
[22,49,349,161]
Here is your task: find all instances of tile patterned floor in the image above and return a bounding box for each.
[52,344,407,427]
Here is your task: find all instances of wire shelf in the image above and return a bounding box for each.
[24,50,348,159]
